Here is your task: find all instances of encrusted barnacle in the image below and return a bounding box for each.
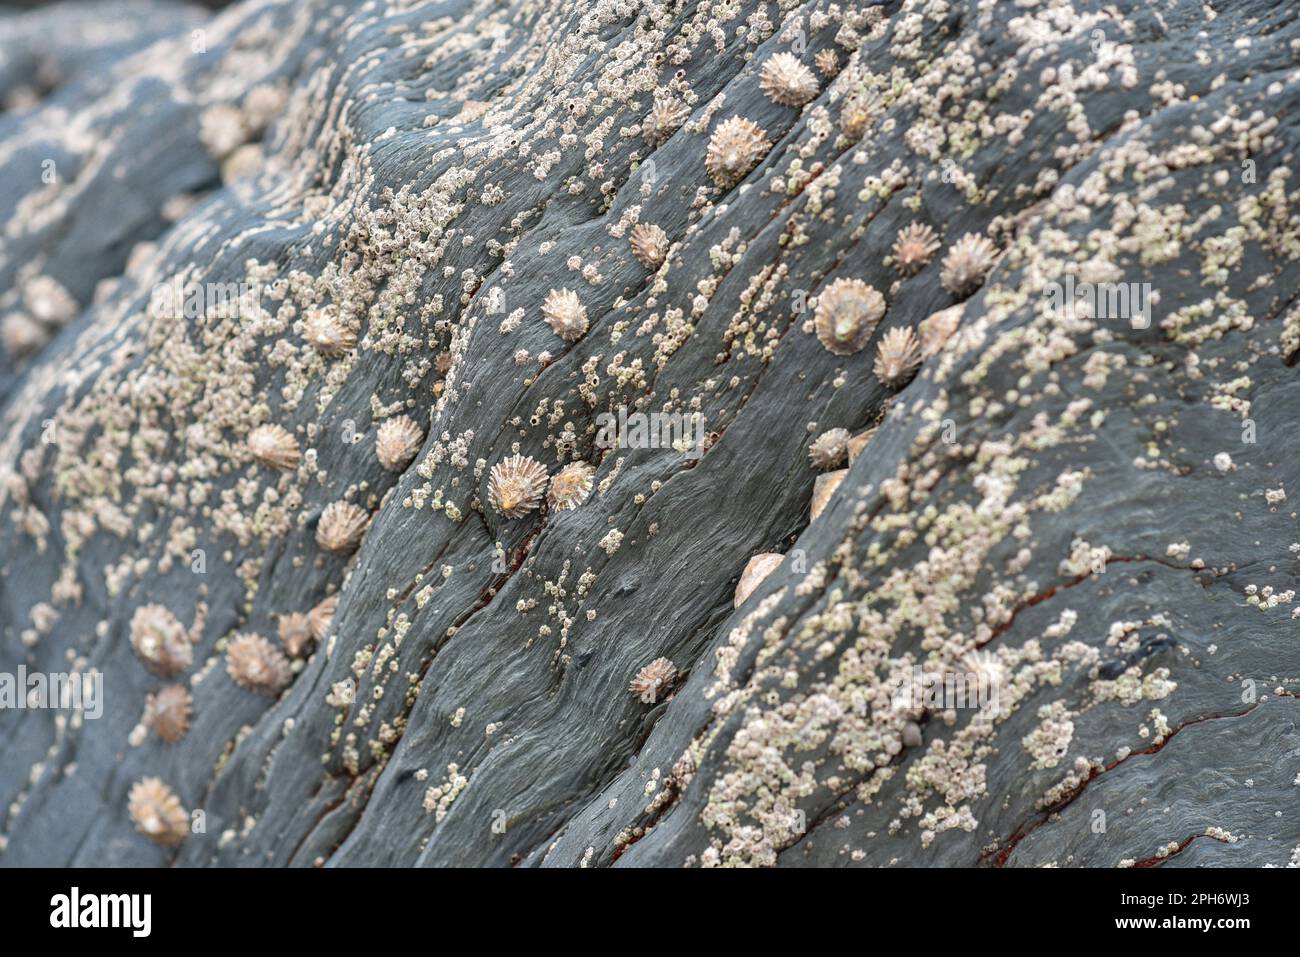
[279,611,314,657]
[127,777,189,847]
[375,415,423,472]
[308,594,338,642]
[734,553,784,607]
[642,96,689,147]
[873,327,923,387]
[813,278,886,355]
[629,657,677,703]
[316,501,370,554]
[246,423,300,471]
[129,604,193,676]
[940,233,998,297]
[302,305,356,357]
[541,288,588,342]
[891,223,941,275]
[143,684,191,743]
[629,223,670,270]
[705,116,771,188]
[808,428,851,469]
[814,49,839,76]
[226,632,291,695]
[759,52,819,107]
[840,91,879,140]
[810,469,847,519]
[487,454,549,518]
[547,461,595,511]
[919,303,965,358]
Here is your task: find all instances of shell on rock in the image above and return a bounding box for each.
[303,305,356,356]
[810,469,847,519]
[873,327,923,387]
[129,604,193,676]
[487,454,549,518]
[542,288,588,342]
[940,233,998,297]
[705,117,771,188]
[847,427,877,465]
[891,223,941,275]
[643,97,690,147]
[375,415,423,472]
[226,632,291,696]
[143,684,192,743]
[279,612,314,657]
[629,223,670,270]
[919,303,965,358]
[808,428,851,469]
[128,777,189,847]
[813,278,886,355]
[734,553,784,607]
[628,657,677,703]
[548,461,595,511]
[760,53,819,107]
[2,312,49,357]
[316,501,370,554]
[309,594,339,642]
[246,423,300,471]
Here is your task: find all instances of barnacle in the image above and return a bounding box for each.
[316,501,370,554]
[143,685,191,743]
[808,428,851,469]
[548,461,595,511]
[919,303,964,358]
[642,96,689,147]
[302,305,356,356]
[375,415,424,472]
[246,423,300,471]
[734,553,784,607]
[629,223,670,270]
[813,278,886,355]
[226,632,292,695]
[814,49,839,76]
[760,53,819,107]
[629,657,677,703]
[129,604,193,676]
[940,233,998,297]
[891,223,941,275]
[308,594,339,642]
[279,612,314,657]
[487,455,549,518]
[840,91,879,140]
[705,117,771,188]
[873,327,923,387]
[127,777,189,847]
[541,288,588,342]
[2,313,49,357]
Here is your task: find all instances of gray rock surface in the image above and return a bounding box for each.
[1,0,1299,868]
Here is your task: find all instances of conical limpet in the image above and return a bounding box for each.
[487,455,549,518]
[143,684,192,743]
[628,657,677,703]
[919,303,964,358]
[873,327,922,387]
[940,233,998,297]
[810,469,847,519]
[808,428,851,469]
[734,553,784,607]
[129,604,193,676]
[226,632,291,696]
[760,53,819,107]
[127,777,189,847]
[629,223,669,270]
[375,415,423,472]
[891,223,941,275]
[813,278,885,355]
[316,501,370,554]
[643,97,689,147]
[278,611,314,657]
[246,423,300,471]
[705,117,771,188]
[303,305,356,356]
[548,461,595,511]
[541,288,588,342]
[847,427,877,465]
[308,594,338,642]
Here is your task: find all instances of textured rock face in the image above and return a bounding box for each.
[1,0,1299,869]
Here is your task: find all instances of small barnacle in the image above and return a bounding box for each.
[143,685,192,743]
[129,604,193,676]
[808,428,851,469]
[127,777,189,847]
[810,469,847,519]
[891,223,941,275]
[940,233,998,297]
[629,223,670,270]
[316,501,370,554]
[873,327,923,387]
[308,594,338,642]
[643,96,690,147]
[548,461,595,511]
[840,91,879,140]
[629,657,677,703]
[375,415,424,472]
[734,553,784,607]
[279,611,314,657]
[919,303,964,358]
[705,117,772,188]
[246,423,300,471]
[226,632,291,696]
[487,455,549,518]
[541,288,589,342]
[814,49,839,76]
[813,278,886,355]
[962,649,1007,708]
[759,53,819,107]
[302,305,356,356]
